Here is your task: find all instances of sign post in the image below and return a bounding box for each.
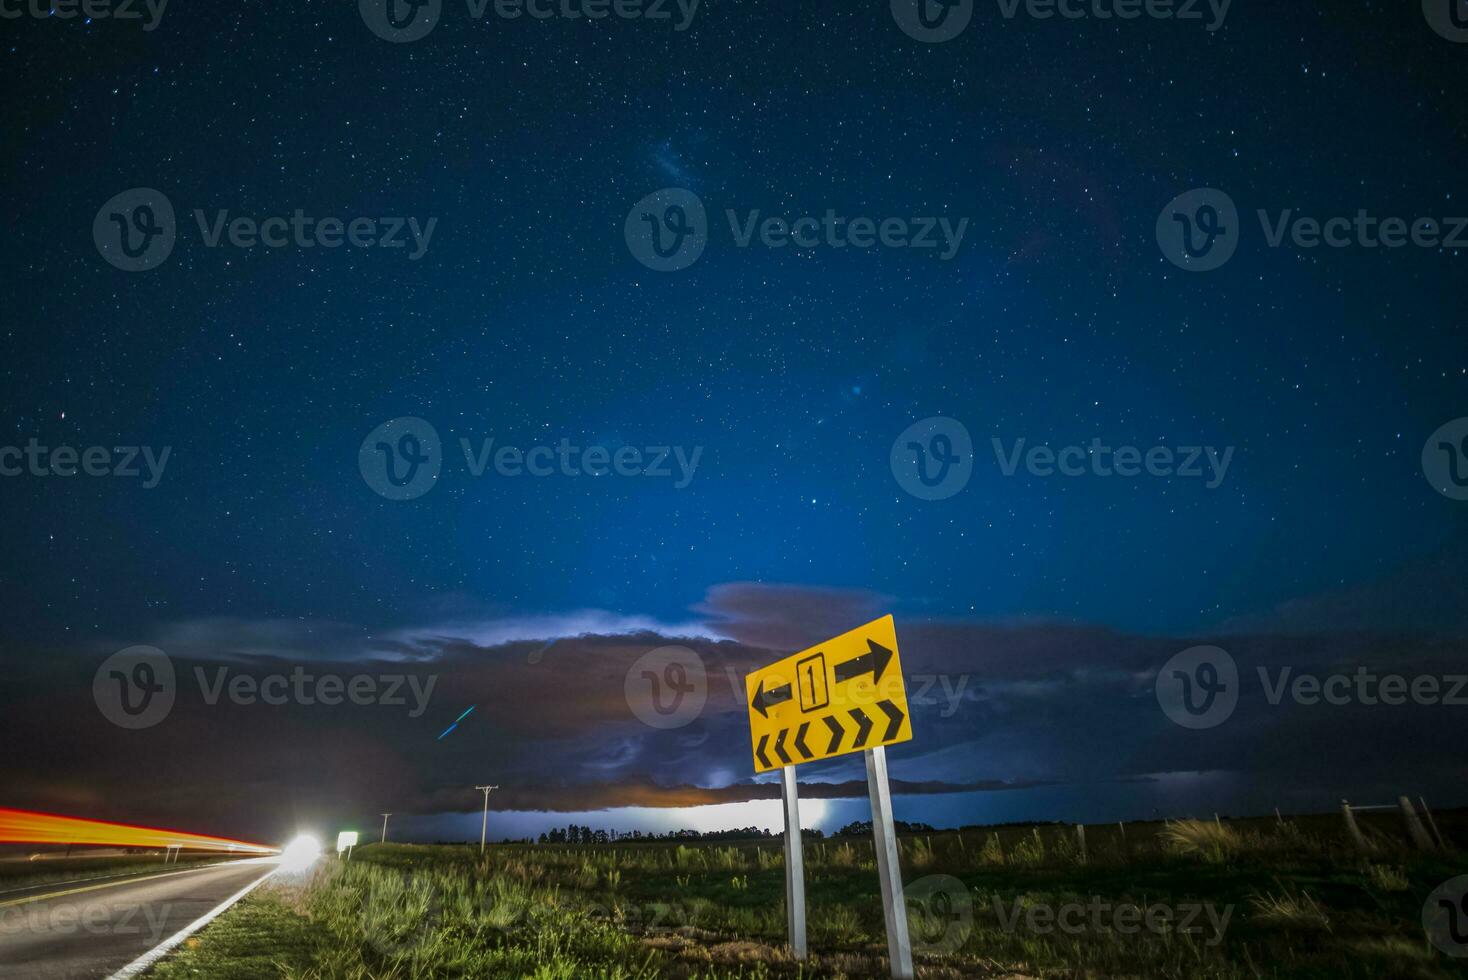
[866,745,913,979]
[781,766,807,958]
[745,614,914,976]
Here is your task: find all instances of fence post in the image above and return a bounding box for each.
[1420,797,1449,851]
[1076,825,1087,863]
[1341,800,1369,852]
[1398,796,1436,852]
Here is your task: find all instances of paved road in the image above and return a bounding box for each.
[0,858,275,979]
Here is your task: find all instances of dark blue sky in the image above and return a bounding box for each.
[3,1,1467,841]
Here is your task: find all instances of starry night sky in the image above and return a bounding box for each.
[2,1,1467,843]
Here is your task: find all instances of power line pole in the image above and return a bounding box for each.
[474,786,498,854]
[380,813,392,844]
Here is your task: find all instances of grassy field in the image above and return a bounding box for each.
[149,811,1468,979]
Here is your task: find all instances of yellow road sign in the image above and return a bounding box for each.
[745,614,912,774]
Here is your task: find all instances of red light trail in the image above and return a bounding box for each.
[0,808,276,854]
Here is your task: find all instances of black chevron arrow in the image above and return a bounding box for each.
[833,639,895,685]
[750,678,794,718]
[755,734,772,770]
[876,699,906,742]
[773,727,793,765]
[822,714,845,755]
[792,722,812,760]
[849,707,874,748]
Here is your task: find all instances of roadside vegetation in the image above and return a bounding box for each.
[151,811,1468,978]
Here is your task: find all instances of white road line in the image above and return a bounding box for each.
[104,867,275,980]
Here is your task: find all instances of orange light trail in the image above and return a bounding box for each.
[0,808,276,854]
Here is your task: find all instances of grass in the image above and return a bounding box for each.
[147,812,1468,979]
[147,883,325,980]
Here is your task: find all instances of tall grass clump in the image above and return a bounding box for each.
[1161,819,1242,864]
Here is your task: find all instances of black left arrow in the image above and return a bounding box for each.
[792,722,812,760]
[773,727,793,765]
[833,639,895,685]
[755,734,772,769]
[750,678,794,718]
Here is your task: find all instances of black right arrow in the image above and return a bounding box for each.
[833,639,895,685]
[773,727,793,765]
[876,699,906,742]
[755,734,772,769]
[822,714,845,755]
[750,678,794,718]
[850,707,874,748]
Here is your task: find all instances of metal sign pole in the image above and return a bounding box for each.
[865,745,913,980]
[781,765,807,959]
